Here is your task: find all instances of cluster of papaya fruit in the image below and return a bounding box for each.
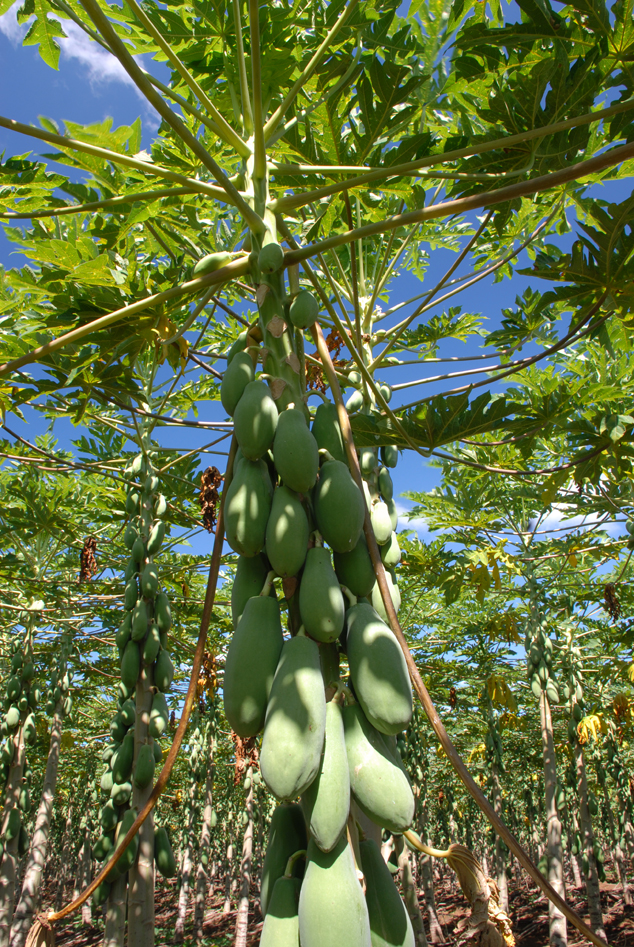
[0,626,40,862]
[220,345,417,944]
[525,622,560,705]
[92,454,178,905]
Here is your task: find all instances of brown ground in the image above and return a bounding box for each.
[44,871,633,946]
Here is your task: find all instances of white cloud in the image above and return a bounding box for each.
[394,500,431,539]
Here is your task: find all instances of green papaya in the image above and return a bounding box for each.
[377,467,393,502]
[153,740,163,763]
[360,838,414,947]
[143,623,161,664]
[154,649,174,693]
[301,698,349,853]
[299,835,371,947]
[140,563,159,599]
[111,780,132,806]
[131,600,148,642]
[378,383,392,404]
[312,402,346,464]
[273,408,319,494]
[289,289,319,329]
[346,603,412,735]
[221,350,255,417]
[260,803,307,917]
[124,578,138,611]
[154,591,172,632]
[226,329,248,364]
[346,389,364,413]
[231,554,269,628]
[299,546,345,643]
[380,446,398,468]
[342,703,414,833]
[358,448,376,476]
[314,460,364,553]
[371,501,392,546]
[23,713,36,745]
[258,242,285,274]
[92,833,114,862]
[147,520,165,556]
[106,807,139,881]
[4,807,21,841]
[92,880,111,907]
[386,498,398,531]
[5,708,19,730]
[234,380,279,460]
[134,743,155,790]
[370,573,401,622]
[112,730,135,784]
[131,534,146,564]
[149,692,169,739]
[380,533,400,569]
[224,596,283,737]
[333,534,376,599]
[260,876,302,947]
[154,825,177,877]
[100,800,118,833]
[110,714,126,743]
[17,824,28,857]
[265,486,309,579]
[225,457,273,557]
[193,250,232,276]
[260,635,326,800]
[121,641,141,691]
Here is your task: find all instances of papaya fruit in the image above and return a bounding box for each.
[358,448,376,476]
[231,554,269,628]
[221,350,254,417]
[147,520,165,556]
[225,457,273,557]
[260,635,326,800]
[299,547,345,643]
[131,600,148,642]
[92,833,114,862]
[370,573,401,622]
[92,880,111,907]
[153,740,163,763]
[116,618,131,656]
[149,692,169,738]
[289,289,319,329]
[380,445,398,468]
[124,578,138,611]
[120,641,140,691]
[314,460,364,553]
[345,603,412,735]
[333,534,376,599]
[143,623,161,664]
[260,803,307,917]
[154,649,174,693]
[140,563,159,599]
[301,698,349,853]
[377,467,393,501]
[380,533,400,569]
[371,501,392,546]
[226,329,248,364]
[154,591,171,632]
[260,876,302,947]
[272,408,319,494]
[386,498,398,530]
[106,807,139,881]
[134,743,155,790]
[120,698,136,728]
[311,402,346,464]
[193,250,232,277]
[299,835,372,947]
[359,838,414,947]
[265,486,309,579]
[5,708,19,730]
[110,714,125,743]
[154,825,177,877]
[224,596,283,737]
[4,807,21,841]
[342,703,414,833]
[258,242,285,274]
[112,730,135,784]
[110,780,132,806]
[100,800,118,833]
[346,389,364,413]
[378,383,392,404]
[234,380,279,460]
[131,534,146,564]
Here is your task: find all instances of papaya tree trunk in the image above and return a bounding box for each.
[0,727,26,947]
[55,806,73,913]
[80,828,92,928]
[104,874,127,947]
[194,737,215,942]
[419,850,444,944]
[540,690,567,947]
[394,834,429,947]
[234,769,254,947]
[491,762,509,913]
[223,843,233,914]
[9,703,64,947]
[600,782,632,905]
[574,741,607,942]
[127,664,155,947]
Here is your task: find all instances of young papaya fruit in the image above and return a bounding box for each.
[358,448,376,476]
[346,603,412,735]
[226,329,249,364]
[342,703,414,834]
[377,466,393,501]
[120,641,141,691]
[120,698,136,728]
[221,350,254,417]
[359,838,415,947]
[333,534,376,599]
[231,554,269,628]
[234,381,279,460]
[272,407,319,493]
[154,649,174,693]
[134,743,155,790]
[4,807,21,842]
[370,572,401,622]
[92,832,114,862]
[288,289,319,329]
[386,498,398,530]
[371,500,393,546]
[311,402,347,464]
[260,803,307,917]
[225,458,273,557]
[314,460,364,553]
[345,389,364,413]
[140,563,159,599]
[143,623,161,664]
[299,547,345,642]
[147,520,165,556]
[112,730,135,784]
[192,250,232,277]
[131,600,148,642]
[299,835,372,947]
[265,485,310,579]
[106,807,139,882]
[258,242,285,274]
[149,692,169,739]
[154,591,172,632]
[260,875,302,947]
[110,780,132,806]
[301,698,349,853]
[380,445,398,468]
[154,825,177,877]
[380,532,400,569]
[260,635,326,801]
[100,800,118,833]
[124,577,138,611]
[224,596,284,737]
[92,880,112,907]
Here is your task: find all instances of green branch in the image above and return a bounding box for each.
[0,187,198,219]
[232,0,253,136]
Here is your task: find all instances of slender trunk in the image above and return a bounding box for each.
[491,763,508,913]
[9,704,64,947]
[540,690,567,947]
[574,741,607,942]
[234,771,254,947]
[80,829,92,927]
[128,664,155,947]
[394,835,429,947]
[419,851,445,944]
[571,849,583,890]
[55,807,73,913]
[601,782,632,905]
[104,874,127,947]
[0,727,26,947]
[194,738,215,942]
[223,844,233,914]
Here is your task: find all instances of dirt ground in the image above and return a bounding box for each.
[44,870,633,946]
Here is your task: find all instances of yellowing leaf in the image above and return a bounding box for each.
[577,714,607,745]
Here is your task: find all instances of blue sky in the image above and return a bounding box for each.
[0,1,630,557]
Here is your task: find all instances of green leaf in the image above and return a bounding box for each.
[21,0,67,70]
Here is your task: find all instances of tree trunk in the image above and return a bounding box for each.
[540,690,567,947]
[80,829,92,928]
[491,763,509,913]
[0,727,26,947]
[194,735,215,942]
[9,704,64,947]
[600,782,632,905]
[104,874,127,947]
[127,664,155,947]
[419,850,445,944]
[574,741,607,942]
[223,843,234,914]
[234,770,254,947]
[394,834,429,947]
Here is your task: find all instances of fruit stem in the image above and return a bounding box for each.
[259,570,276,597]
[340,585,357,607]
[283,849,306,878]
[317,447,336,463]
